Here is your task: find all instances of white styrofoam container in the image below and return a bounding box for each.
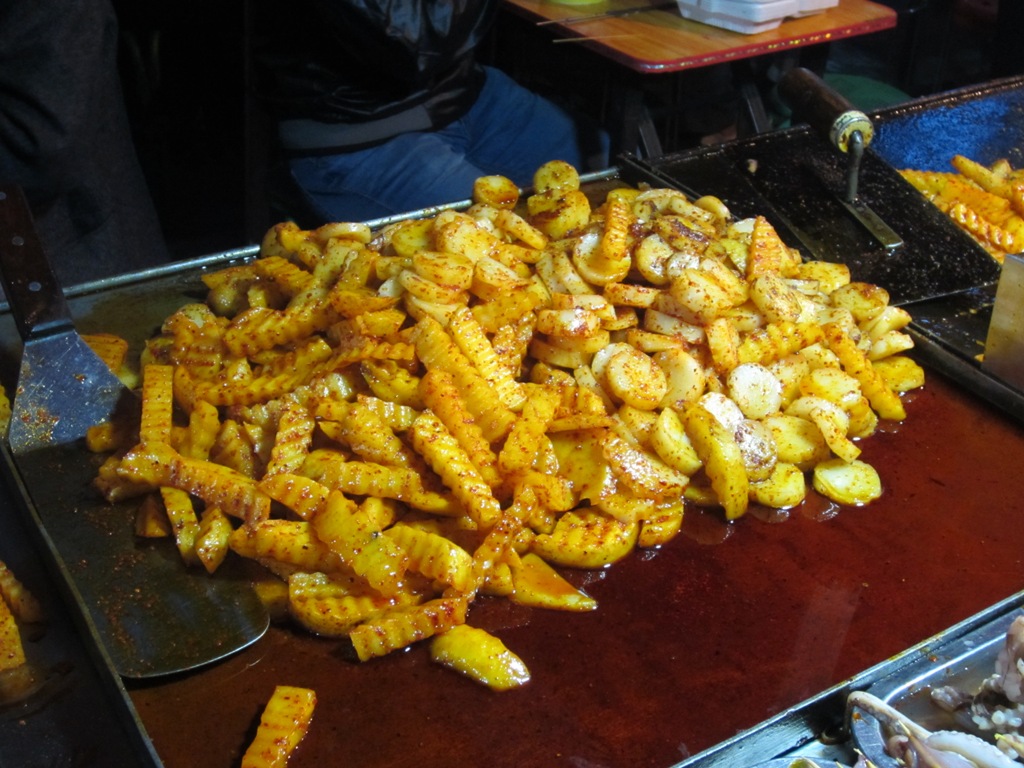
[794,0,839,16]
[676,0,800,34]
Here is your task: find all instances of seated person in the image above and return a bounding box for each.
[251,0,610,223]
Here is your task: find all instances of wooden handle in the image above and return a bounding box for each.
[0,185,73,341]
[779,67,874,153]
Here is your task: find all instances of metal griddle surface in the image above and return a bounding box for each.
[4,142,1024,765]
[0,199,1019,767]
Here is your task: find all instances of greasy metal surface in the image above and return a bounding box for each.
[3,165,1024,766]
[0,199,269,679]
[984,252,1024,389]
[30,256,1019,768]
[0,452,161,767]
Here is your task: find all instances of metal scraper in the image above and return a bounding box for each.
[982,252,1024,390]
[0,185,268,678]
[779,67,904,252]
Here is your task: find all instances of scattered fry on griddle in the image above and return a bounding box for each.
[241,685,316,768]
[90,161,925,690]
[900,154,1024,263]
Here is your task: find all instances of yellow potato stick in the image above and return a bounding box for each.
[431,624,531,691]
[229,520,344,574]
[120,441,271,524]
[418,369,501,490]
[509,551,596,612]
[240,685,316,768]
[745,215,790,277]
[159,486,201,566]
[195,506,233,574]
[359,359,423,409]
[311,493,409,597]
[413,316,516,442]
[448,306,527,411]
[384,523,475,593]
[532,508,638,568]
[134,493,171,537]
[469,489,535,592]
[140,364,175,445]
[305,454,456,514]
[494,208,548,251]
[265,402,315,476]
[498,386,560,475]
[82,332,129,375]
[737,320,825,366]
[355,394,419,432]
[288,573,408,637]
[180,399,220,460]
[258,337,335,379]
[409,411,501,528]
[311,490,387,557]
[253,254,316,296]
[315,400,421,469]
[682,402,749,520]
[822,322,906,421]
[259,473,330,520]
[188,366,313,408]
[224,300,337,358]
[471,284,544,333]
[210,419,262,479]
[349,596,468,661]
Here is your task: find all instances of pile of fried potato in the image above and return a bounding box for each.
[901,154,1024,263]
[89,161,924,690]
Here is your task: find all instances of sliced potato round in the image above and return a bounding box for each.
[727,362,783,420]
[750,462,807,509]
[812,458,882,505]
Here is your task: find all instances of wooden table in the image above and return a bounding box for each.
[500,0,898,154]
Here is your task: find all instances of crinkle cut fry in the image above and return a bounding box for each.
[822,322,906,421]
[118,441,271,525]
[349,596,468,661]
[240,685,316,768]
[140,363,175,445]
[418,368,501,490]
[413,315,516,443]
[409,410,502,528]
[265,400,316,476]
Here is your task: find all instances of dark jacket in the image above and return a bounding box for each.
[252,0,499,151]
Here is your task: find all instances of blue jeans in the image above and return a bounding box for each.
[288,67,610,222]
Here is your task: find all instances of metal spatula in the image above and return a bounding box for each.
[983,252,1024,390]
[0,185,268,678]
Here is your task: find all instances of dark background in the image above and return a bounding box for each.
[110,0,1015,263]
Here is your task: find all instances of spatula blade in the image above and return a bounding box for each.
[983,252,1024,390]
